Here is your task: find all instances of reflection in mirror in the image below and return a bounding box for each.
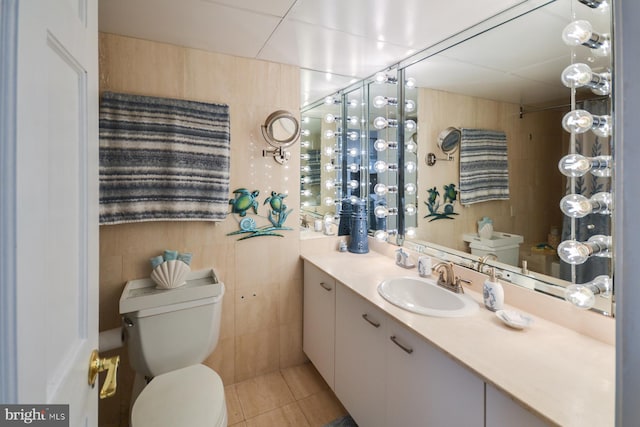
[300,87,367,233]
[368,69,401,242]
[402,0,613,313]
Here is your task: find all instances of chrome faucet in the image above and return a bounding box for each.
[432,261,465,294]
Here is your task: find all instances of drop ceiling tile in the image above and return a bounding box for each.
[200,0,297,17]
[258,19,413,78]
[287,0,524,50]
[99,0,280,57]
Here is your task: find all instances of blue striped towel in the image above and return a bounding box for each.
[459,128,509,205]
[99,92,230,224]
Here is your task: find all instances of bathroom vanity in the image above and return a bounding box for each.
[301,244,614,426]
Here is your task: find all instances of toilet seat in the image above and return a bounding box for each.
[131,364,227,427]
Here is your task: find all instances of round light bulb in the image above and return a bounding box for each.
[405,204,417,215]
[558,154,590,177]
[348,99,359,108]
[405,120,417,131]
[562,110,593,134]
[560,194,592,218]
[405,99,416,112]
[562,20,593,47]
[323,146,336,157]
[348,147,358,157]
[301,129,311,137]
[560,192,612,218]
[406,140,417,153]
[324,96,336,105]
[374,72,388,84]
[324,197,336,206]
[374,205,389,218]
[405,161,417,173]
[325,179,336,190]
[557,240,591,265]
[373,96,388,108]
[405,227,417,238]
[564,275,612,309]
[348,180,359,189]
[348,131,359,141]
[324,113,337,123]
[300,140,310,148]
[301,153,311,161]
[301,165,311,173]
[324,163,336,172]
[348,116,359,125]
[348,163,359,173]
[349,195,359,204]
[374,139,388,152]
[561,63,594,88]
[564,284,596,309]
[374,183,388,196]
[373,117,389,130]
[374,229,389,241]
[374,160,388,173]
[324,129,336,139]
[301,176,311,184]
[405,77,416,88]
[405,183,416,195]
[301,189,312,197]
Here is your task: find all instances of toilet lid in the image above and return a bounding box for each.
[132,364,227,427]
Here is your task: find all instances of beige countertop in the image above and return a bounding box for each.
[301,244,615,427]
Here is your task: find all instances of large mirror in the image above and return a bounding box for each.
[402,0,613,313]
[299,0,614,315]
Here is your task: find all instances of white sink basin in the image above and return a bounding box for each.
[378,276,479,317]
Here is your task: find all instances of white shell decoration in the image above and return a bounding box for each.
[151,260,190,289]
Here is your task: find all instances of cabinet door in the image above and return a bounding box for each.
[303,262,336,389]
[486,383,552,427]
[335,284,387,427]
[386,318,484,427]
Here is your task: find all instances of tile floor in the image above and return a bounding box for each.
[226,363,348,427]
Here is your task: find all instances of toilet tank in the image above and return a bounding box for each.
[119,268,225,378]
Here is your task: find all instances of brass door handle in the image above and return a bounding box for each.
[88,349,120,399]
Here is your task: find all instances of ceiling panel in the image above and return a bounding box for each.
[258,19,413,78]
[200,0,297,17]
[99,0,281,57]
[287,0,525,50]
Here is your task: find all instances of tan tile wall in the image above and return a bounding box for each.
[98,33,305,426]
[416,88,568,260]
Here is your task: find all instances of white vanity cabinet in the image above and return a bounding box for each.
[303,262,336,388]
[485,383,552,427]
[332,276,484,427]
[386,316,484,427]
[334,284,387,427]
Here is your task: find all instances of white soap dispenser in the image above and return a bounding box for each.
[483,268,504,312]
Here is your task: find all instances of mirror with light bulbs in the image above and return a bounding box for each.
[299,0,614,315]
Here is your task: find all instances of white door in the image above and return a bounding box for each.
[5,0,99,424]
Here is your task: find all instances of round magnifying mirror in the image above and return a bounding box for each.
[261,110,300,148]
[437,127,461,155]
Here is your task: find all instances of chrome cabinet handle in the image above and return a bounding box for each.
[319,282,332,291]
[390,335,414,354]
[362,313,380,328]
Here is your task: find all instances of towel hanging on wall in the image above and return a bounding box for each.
[459,128,509,205]
[99,92,230,224]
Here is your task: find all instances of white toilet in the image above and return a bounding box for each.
[119,268,227,427]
